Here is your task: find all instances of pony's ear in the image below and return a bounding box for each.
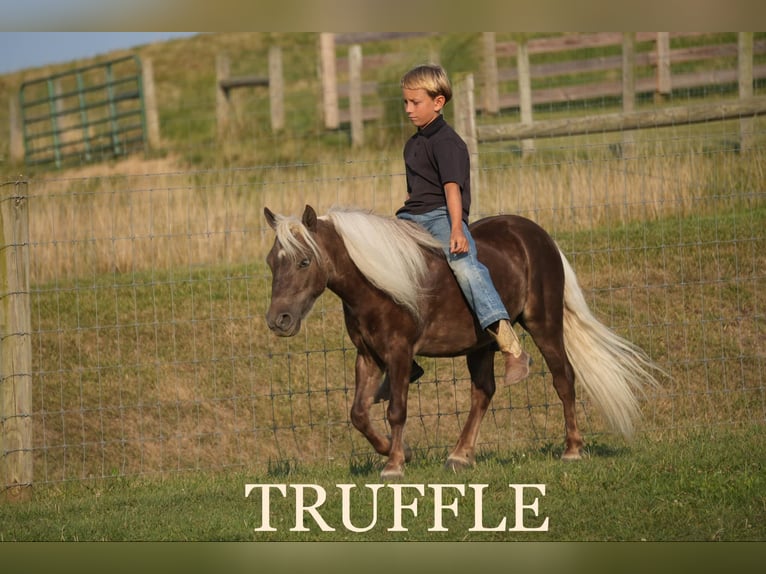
[264,207,278,230]
[302,205,318,231]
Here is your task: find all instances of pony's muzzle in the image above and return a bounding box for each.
[266,311,300,336]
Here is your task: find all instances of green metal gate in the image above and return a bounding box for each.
[19,55,148,168]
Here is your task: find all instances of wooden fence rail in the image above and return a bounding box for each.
[482,32,766,112]
[474,95,766,141]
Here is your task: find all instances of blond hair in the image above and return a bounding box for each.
[400,64,452,104]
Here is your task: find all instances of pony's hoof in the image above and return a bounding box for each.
[444,456,474,472]
[561,451,582,461]
[380,465,404,481]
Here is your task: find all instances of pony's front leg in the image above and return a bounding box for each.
[350,352,391,458]
[380,356,412,480]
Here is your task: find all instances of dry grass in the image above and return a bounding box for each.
[26,132,764,284]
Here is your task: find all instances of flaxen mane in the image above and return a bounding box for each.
[326,209,442,318]
[272,209,442,318]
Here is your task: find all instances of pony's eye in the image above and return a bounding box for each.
[298,258,311,268]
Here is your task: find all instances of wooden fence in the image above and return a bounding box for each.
[482,32,766,112]
[11,34,759,161]
[215,46,284,138]
[319,32,437,145]
[320,32,764,150]
[468,34,760,150]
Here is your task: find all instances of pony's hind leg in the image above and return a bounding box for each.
[522,317,584,460]
[350,353,393,459]
[551,355,584,460]
[536,334,584,460]
[445,347,496,471]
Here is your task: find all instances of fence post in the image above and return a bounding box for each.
[454,74,481,218]
[268,46,285,132]
[348,44,364,147]
[622,32,636,158]
[738,32,754,153]
[482,32,499,114]
[8,98,24,164]
[0,183,32,501]
[319,33,339,129]
[516,36,535,156]
[428,47,441,66]
[655,32,671,103]
[142,57,161,149]
[216,54,232,140]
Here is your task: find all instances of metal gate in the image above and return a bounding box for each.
[19,55,148,168]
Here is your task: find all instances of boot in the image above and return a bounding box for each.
[489,320,530,384]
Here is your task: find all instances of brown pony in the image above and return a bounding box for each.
[264,205,662,479]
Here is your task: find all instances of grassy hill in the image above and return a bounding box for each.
[3,32,764,175]
[1,32,461,172]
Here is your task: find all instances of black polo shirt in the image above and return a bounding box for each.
[396,114,471,224]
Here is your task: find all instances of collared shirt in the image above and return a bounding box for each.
[396,114,471,223]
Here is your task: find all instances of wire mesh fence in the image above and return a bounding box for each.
[14,132,764,484]
[2,32,765,487]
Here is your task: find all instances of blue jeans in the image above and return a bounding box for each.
[398,207,509,329]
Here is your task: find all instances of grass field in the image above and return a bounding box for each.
[1,424,764,541]
[24,196,765,482]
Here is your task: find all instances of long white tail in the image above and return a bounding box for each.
[559,250,664,438]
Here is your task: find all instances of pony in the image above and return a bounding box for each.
[264,205,662,479]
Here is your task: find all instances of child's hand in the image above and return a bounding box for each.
[450,230,470,254]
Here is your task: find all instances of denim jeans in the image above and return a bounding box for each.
[397,207,509,329]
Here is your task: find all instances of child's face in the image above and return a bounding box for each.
[402,87,445,129]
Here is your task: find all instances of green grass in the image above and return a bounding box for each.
[23,202,765,482]
[1,424,764,541]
